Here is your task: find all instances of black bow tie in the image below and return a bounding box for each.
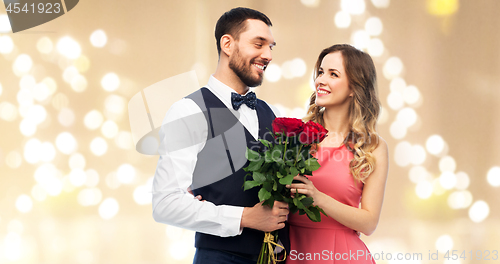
[231,91,257,110]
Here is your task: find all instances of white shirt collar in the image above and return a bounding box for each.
[206,75,254,110]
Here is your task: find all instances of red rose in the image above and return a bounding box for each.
[299,121,328,144]
[272,117,304,137]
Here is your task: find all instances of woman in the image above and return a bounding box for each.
[286,44,389,263]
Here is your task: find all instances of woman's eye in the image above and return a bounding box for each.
[331,72,338,77]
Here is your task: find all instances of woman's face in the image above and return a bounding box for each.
[314,51,353,109]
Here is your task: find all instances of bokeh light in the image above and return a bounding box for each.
[90,29,108,48]
[435,234,453,253]
[56,132,78,155]
[396,107,417,128]
[334,11,351,28]
[387,91,404,110]
[439,156,456,173]
[426,135,445,156]
[6,151,23,168]
[367,38,384,57]
[410,144,426,165]
[415,180,433,199]
[427,0,459,16]
[0,14,12,32]
[57,36,82,59]
[85,169,100,187]
[70,74,88,92]
[99,198,119,219]
[0,102,19,121]
[13,54,34,74]
[15,195,33,213]
[101,73,120,92]
[19,119,37,136]
[439,171,457,190]
[383,57,403,79]
[37,37,54,54]
[371,0,390,8]
[101,120,119,138]
[454,171,470,190]
[58,107,76,127]
[264,64,281,82]
[84,110,104,130]
[90,137,108,156]
[78,188,103,206]
[32,82,51,102]
[403,85,421,105]
[24,138,42,164]
[133,185,152,205]
[69,153,86,170]
[409,166,430,184]
[448,190,472,209]
[39,142,56,162]
[390,120,407,139]
[486,166,500,187]
[468,200,489,223]
[365,17,383,36]
[0,35,14,54]
[117,163,136,184]
[351,30,370,50]
[394,141,412,167]
[341,0,366,15]
[69,169,87,187]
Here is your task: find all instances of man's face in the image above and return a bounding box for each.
[229,19,275,87]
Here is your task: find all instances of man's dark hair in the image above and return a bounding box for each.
[215,7,272,56]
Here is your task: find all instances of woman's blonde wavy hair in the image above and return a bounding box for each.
[304,44,380,182]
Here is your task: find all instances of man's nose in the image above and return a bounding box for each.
[261,46,272,62]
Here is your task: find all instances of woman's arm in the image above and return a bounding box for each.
[287,137,389,236]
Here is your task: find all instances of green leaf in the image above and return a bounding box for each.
[279,173,295,185]
[271,148,282,163]
[264,151,273,163]
[258,188,271,201]
[318,206,328,217]
[305,157,321,171]
[290,167,299,176]
[301,197,314,207]
[272,181,277,191]
[252,171,266,183]
[276,171,284,179]
[243,180,262,191]
[246,158,264,172]
[262,196,275,207]
[246,148,261,161]
[258,139,271,148]
[263,181,272,192]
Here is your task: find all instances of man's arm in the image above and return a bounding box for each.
[152,99,244,237]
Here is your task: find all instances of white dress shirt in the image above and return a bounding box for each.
[152,75,280,237]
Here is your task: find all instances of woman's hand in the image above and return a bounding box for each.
[286,175,325,206]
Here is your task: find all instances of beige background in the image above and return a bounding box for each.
[1,0,499,263]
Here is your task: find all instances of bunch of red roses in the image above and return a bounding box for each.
[243,118,328,263]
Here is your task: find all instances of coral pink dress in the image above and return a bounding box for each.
[287,145,376,263]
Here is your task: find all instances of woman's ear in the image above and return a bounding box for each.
[220,34,233,57]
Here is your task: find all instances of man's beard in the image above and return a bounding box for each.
[229,46,264,88]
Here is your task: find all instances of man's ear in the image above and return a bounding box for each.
[220,34,233,57]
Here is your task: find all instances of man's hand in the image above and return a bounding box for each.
[241,201,289,232]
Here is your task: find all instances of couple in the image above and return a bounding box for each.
[152,7,388,264]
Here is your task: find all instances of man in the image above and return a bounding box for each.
[152,7,289,264]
